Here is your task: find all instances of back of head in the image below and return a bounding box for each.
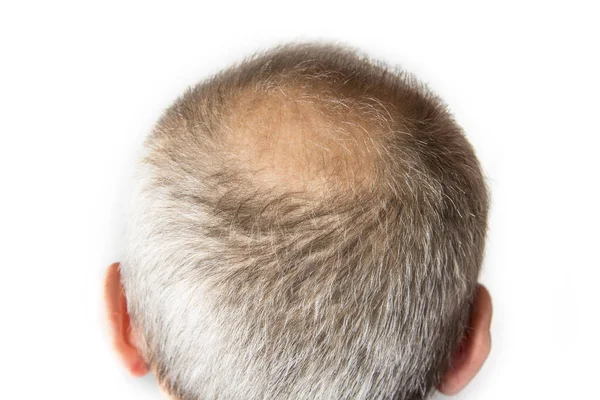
[121,42,489,400]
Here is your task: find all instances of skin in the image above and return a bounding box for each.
[104,262,492,398]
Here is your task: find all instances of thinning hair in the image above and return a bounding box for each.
[121,42,489,400]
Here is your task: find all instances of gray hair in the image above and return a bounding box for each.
[121,42,489,400]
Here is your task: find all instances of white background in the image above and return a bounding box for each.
[1,1,598,399]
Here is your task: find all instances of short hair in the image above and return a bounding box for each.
[121,42,489,400]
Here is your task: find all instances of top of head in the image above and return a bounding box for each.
[121,42,489,400]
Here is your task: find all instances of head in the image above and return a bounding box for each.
[105,42,491,399]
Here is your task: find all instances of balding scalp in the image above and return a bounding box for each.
[121,42,489,400]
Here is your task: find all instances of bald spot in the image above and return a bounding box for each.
[221,86,386,195]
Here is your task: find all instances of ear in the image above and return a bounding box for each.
[104,262,148,377]
[437,284,492,396]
